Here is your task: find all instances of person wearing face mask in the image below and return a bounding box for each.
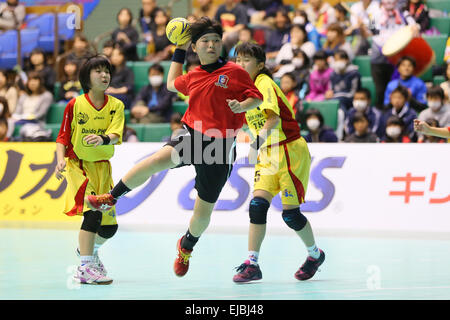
[0,0,25,31]
[378,85,417,140]
[130,63,175,123]
[292,10,321,51]
[381,115,410,142]
[345,88,382,136]
[106,47,135,109]
[344,111,379,142]
[306,50,333,102]
[416,86,450,142]
[303,108,338,142]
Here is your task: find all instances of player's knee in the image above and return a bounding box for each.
[97,224,118,239]
[80,210,102,233]
[282,208,307,231]
[249,197,270,225]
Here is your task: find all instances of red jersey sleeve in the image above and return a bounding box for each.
[233,66,263,102]
[56,98,75,146]
[174,72,190,96]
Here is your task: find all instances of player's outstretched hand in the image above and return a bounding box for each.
[227,99,245,113]
[413,119,430,134]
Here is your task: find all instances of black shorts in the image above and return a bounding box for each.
[165,124,237,203]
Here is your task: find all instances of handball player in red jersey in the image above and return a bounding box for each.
[86,17,263,277]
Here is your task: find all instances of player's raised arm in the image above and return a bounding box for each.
[167,41,191,93]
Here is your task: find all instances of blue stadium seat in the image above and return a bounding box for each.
[0,30,18,69]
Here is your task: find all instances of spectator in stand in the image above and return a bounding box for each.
[381,115,411,142]
[228,26,255,59]
[326,50,361,111]
[0,69,18,114]
[378,85,417,140]
[66,33,92,66]
[0,0,25,31]
[276,24,316,62]
[402,0,429,33]
[418,118,447,143]
[416,86,450,141]
[265,9,292,68]
[305,50,332,102]
[24,48,56,93]
[139,0,160,37]
[370,0,420,110]
[299,0,336,36]
[345,87,382,136]
[130,63,175,123]
[144,8,173,62]
[58,59,82,104]
[440,62,450,104]
[303,108,338,142]
[214,0,248,52]
[344,112,379,142]
[243,0,284,26]
[102,39,115,59]
[274,48,310,92]
[291,9,321,50]
[334,3,352,35]
[349,0,382,55]
[111,8,140,62]
[280,72,301,114]
[322,23,354,61]
[11,72,52,125]
[106,47,135,109]
[383,56,427,112]
[123,125,139,142]
[193,0,217,20]
[0,96,12,141]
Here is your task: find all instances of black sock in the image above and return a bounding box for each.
[110,179,131,199]
[181,229,199,250]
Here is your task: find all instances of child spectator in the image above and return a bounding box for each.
[106,47,135,109]
[344,111,379,142]
[381,115,411,142]
[440,62,450,104]
[144,8,174,62]
[417,86,450,141]
[345,87,382,136]
[102,39,115,59]
[322,23,354,61]
[383,56,427,112]
[291,9,321,50]
[111,8,140,62]
[130,63,175,123]
[274,47,311,81]
[303,108,338,142]
[0,96,12,141]
[11,72,52,125]
[277,24,316,61]
[58,60,82,104]
[418,118,447,143]
[123,125,139,142]
[0,69,18,114]
[326,50,361,111]
[280,73,300,114]
[66,33,92,66]
[306,50,332,102]
[25,48,56,93]
[379,85,417,139]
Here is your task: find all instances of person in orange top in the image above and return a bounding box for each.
[54,55,125,285]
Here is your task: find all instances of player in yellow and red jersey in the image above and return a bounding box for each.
[230,42,325,283]
[55,55,124,285]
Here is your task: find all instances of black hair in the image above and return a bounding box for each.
[426,85,445,100]
[312,50,328,62]
[352,111,369,124]
[355,87,371,100]
[305,108,324,127]
[0,96,10,119]
[425,117,440,128]
[391,85,410,100]
[386,115,405,127]
[170,112,182,124]
[148,63,164,74]
[291,24,307,37]
[334,3,348,15]
[190,16,223,44]
[281,72,297,83]
[79,55,112,93]
[334,49,349,60]
[117,7,133,26]
[397,56,416,69]
[235,42,272,78]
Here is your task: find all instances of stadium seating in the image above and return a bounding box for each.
[430,17,450,35]
[45,103,66,124]
[353,55,371,77]
[302,100,339,130]
[0,29,39,69]
[360,76,376,106]
[172,101,188,115]
[426,0,450,12]
[142,123,171,142]
[126,60,172,93]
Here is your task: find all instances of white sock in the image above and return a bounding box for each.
[80,255,94,266]
[248,251,259,265]
[307,244,320,259]
[93,243,102,255]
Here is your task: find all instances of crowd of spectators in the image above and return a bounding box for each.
[0,0,449,143]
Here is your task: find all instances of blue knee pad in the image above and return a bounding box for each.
[249,197,270,224]
[282,208,307,231]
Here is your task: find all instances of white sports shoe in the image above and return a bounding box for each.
[73,264,113,285]
[76,248,108,276]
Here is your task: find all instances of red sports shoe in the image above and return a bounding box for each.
[173,237,193,277]
[295,249,325,281]
[85,194,116,212]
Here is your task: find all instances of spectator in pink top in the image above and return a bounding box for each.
[306,50,332,101]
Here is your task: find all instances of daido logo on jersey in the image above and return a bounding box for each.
[115,154,346,215]
[215,75,229,88]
